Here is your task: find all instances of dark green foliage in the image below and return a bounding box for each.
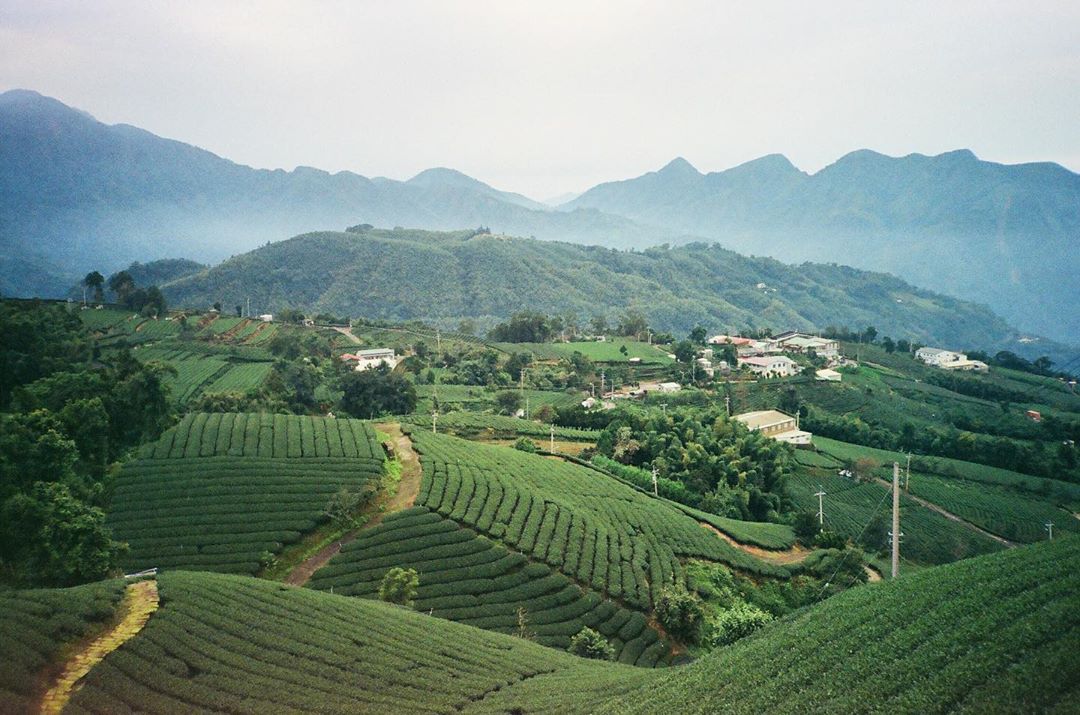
[569,627,615,660]
[488,311,562,342]
[792,512,821,544]
[653,585,705,644]
[338,364,417,419]
[379,567,419,607]
[706,601,774,647]
[513,437,538,453]
[0,579,125,713]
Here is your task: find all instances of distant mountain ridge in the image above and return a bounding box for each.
[566,151,1080,342]
[2,89,1078,343]
[160,226,1053,359]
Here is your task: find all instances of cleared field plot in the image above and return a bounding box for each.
[310,507,669,665]
[787,470,1004,565]
[201,361,274,395]
[407,430,789,613]
[494,340,674,364]
[132,348,273,404]
[0,580,126,715]
[110,414,386,574]
[66,571,650,714]
[77,308,136,331]
[905,473,1079,543]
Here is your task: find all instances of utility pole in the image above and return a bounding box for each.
[905,453,911,492]
[525,395,530,420]
[660,403,667,417]
[436,328,441,356]
[724,394,731,417]
[432,409,438,434]
[600,370,606,397]
[890,462,902,579]
[1045,521,1055,540]
[550,424,555,453]
[814,487,826,527]
[246,297,250,319]
[651,466,659,497]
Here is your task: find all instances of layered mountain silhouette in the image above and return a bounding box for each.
[2,89,1078,342]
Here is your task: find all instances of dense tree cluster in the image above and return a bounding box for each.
[0,302,175,587]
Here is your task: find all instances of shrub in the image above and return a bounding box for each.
[513,437,538,453]
[379,567,419,607]
[707,601,774,646]
[793,511,821,545]
[568,627,615,660]
[653,585,704,644]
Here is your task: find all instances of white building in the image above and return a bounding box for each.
[777,334,840,359]
[656,382,682,393]
[738,355,800,378]
[815,368,842,382]
[734,410,812,446]
[916,347,967,367]
[341,348,400,372]
[941,359,989,373]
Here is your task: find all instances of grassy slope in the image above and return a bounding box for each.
[43,537,1080,713]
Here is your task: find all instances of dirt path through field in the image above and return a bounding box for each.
[871,477,1016,548]
[699,522,810,565]
[285,423,422,587]
[40,579,159,714]
[331,326,362,344]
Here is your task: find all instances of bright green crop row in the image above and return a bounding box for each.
[142,412,383,461]
[108,455,383,574]
[309,507,667,666]
[0,579,126,714]
[408,430,788,613]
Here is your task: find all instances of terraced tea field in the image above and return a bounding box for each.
[109,414,386,574]
[407,412,601,442]
[310,507,669,665]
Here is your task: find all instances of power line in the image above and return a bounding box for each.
[815,487,892,600]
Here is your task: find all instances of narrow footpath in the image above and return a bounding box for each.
[40,579,159,714]
[699,522,811,565]
[285,423,423,587]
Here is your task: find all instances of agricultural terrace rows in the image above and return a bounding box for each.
[407,430,788,613]
[596,537,1080,714]
[0,580,126,714]
[67,571,649,714]
[406,412,600,442]
[110,414,385,574]
[140,412,383,460]
[309,507,669,666]
[815,436,1080,507]
[132,348,273,404]
[790,454,1004,565]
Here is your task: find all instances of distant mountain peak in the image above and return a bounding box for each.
[657,156,700,177]
[725,153,801,177]
[407,166,478,186]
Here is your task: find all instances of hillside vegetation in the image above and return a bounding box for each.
[162,227,1027,351]
[4,537,1076,713]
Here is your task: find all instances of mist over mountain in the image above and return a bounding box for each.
[567,151,1080,342]
[2,89,1078,345]
[0,90,689,299]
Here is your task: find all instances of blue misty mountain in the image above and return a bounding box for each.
[0,89,691,300]
[566,150,1080,342]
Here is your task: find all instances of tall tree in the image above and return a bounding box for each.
[82,271,105,303]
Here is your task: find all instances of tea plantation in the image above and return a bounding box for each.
[11,537,1076,713]
[108,413,386,575]
[309,507,668,666]
[0,580,126,714]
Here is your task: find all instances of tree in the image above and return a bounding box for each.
[379,567,419,607]
[495,391,522,415]
[513,437,538,453]
[673,340,696,364]
[689,325,708,345]
[568,627,615,660]
[235,304,243,318]
[589,315,608,336]
[861,326,878,344]
[881,336,896,353]
[213,301,222,313]
[793,511,820,544]
[707,601,773,646]
[324,485,375,529]
[107,271,135,305]
[339,364,417,419]
[616,310,648,339]
[654,585,704,643]
[82,271,105,303]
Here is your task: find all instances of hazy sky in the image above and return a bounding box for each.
[2,1,1078,199]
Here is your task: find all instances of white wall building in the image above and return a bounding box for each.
[738,355,800,378]
[916,347,967,367]
[734,409,812,446]
[341,348,400,372]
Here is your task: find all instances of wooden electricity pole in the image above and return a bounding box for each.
[890,462,902,579]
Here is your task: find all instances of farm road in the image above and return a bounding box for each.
[699,522,810,565]
[870,477,1016,548]
[285,422,422,587]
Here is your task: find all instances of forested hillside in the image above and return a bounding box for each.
[162,226,1032,353]
[567,152,1080,342]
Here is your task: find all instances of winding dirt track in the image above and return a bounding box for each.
[699,522,811,565]
[40,579,159,714]
[870,477,1016,548]
[285,423,422,587]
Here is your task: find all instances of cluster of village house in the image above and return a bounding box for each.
[339,348,402,371]
[703,331,846,381]
[913,347,989,373]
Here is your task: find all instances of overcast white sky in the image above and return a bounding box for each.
[2,1,1078,199]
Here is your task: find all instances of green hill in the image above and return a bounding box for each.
[107,413,386,574]
[161,226,1034,353]
[4,537,1077,713]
